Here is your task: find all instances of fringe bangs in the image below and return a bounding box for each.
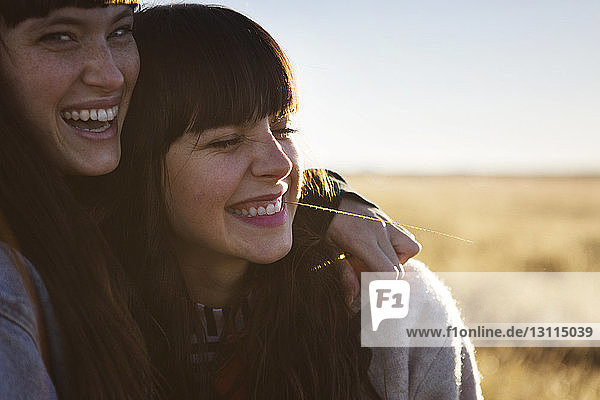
[0,0,139,26]
[132,4,296,144]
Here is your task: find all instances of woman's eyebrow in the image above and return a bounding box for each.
[34,15,87,29]
[187,126,238,139]
[32,8,133,30]
[111,8,134,24]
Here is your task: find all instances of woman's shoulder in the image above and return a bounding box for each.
[366,260,483,400]
[0,242,40,330]
[0,241,59,399]
[402,259,464,326]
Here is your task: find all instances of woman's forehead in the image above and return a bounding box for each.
[23,5,131,28]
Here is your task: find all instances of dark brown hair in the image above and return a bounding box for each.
[0,1,153,398]
[0,70,154,399]
[0,0,138,27]
[100,4,376,399]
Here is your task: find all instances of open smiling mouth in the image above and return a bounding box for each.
[61,106,119,133]
[226,195,284,218]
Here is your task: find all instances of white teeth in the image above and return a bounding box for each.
[62,106,118,122]
[85,123,111,133]
[229,197,284,218]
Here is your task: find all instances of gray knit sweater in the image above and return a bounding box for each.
[366,260,483,400]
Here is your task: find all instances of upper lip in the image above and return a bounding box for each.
[61,95,122,111]
[228,190,285,209]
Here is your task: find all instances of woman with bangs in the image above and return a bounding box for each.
[0,1,421,398]
[103,4,482,399]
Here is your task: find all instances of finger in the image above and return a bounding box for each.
[372,209,418,246]
[377,233,402,270]
[346,255,368,274]
[350,245,398,273]
[338,260,360,308]
[388,226,421,264]
[390,222,417,242]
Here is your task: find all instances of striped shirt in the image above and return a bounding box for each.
[191,301,249,364]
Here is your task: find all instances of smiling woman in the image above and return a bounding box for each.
[0,1,154,399]
[97,5,372,397]
[0,3,139,175]
[99,4,480,399]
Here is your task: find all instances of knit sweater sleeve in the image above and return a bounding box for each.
[366,260,483,400]
[407,262,482,400]
[0,243,58,399]
[408,344,481,400]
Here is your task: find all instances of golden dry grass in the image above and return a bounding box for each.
[346,175,600,400]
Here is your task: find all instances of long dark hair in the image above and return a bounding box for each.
[100,4,376,399]
[0,1,154,399]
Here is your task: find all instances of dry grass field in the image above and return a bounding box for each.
[346,175,600,400]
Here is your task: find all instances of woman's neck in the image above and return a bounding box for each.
[174,242,249,307]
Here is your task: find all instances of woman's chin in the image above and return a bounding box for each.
[243,242,292,265]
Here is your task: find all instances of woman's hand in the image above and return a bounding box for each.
[326,197,421,300]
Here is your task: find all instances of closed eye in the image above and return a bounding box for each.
[207,137,243,149]
[272,128,298,140]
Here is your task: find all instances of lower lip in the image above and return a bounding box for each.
[63,118,118,140]
[229,203,288,228]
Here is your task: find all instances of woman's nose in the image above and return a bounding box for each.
[81,42,124,93]
[251,126,293,182]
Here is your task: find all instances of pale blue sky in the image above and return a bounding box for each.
[147,1,599,175]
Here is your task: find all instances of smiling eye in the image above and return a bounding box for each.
[272,127,298,140]
[208,137,243,149]
[40,32,73,43]
[109,25,134,40]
